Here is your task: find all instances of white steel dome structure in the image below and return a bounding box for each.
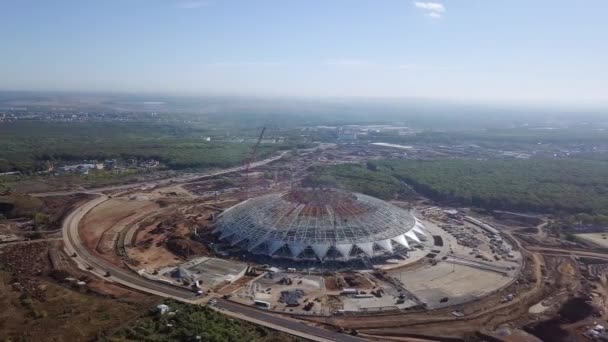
[213,189,426,261]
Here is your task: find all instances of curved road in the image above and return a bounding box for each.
[63,198,367,341]
[59,151,367,341]
[214,300,366,342]
[61,151,290,299]
[528,246,608,260]
[62,194,198,300]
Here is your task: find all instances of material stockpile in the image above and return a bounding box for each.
[279,289,305,306]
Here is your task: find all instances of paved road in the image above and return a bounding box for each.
[34,152,287,197]
[57,150,370,340]
[59,151,288,300]
[215,300,367,342]
[62,194,198,300]
[528,246,608,260]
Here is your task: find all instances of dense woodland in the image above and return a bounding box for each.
[383,158,608,215]
[309,158,608,217]
[0,121,303,172]
[365,127,608,146]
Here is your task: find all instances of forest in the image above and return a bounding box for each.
[381,158,608,215]
[302,162,411,200]
[0,121,300,172]
[364,126,608,145]
[309,158,608,216]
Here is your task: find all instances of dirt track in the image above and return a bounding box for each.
[302,221,558,340]
[79,198,157,264]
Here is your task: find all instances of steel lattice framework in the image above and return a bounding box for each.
[213,189,426,261]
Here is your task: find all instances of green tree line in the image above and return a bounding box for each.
[380,158,608,215]
[0,121,301,172]
[302,162,412,200]
[307,158,608,216]
[111,300,301,342]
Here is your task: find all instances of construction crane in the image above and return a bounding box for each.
[243,127,266,199]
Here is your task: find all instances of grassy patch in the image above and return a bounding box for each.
[111,299,303,342]
[0,271,153,341]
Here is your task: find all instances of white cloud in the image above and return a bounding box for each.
[413,2,445,18]
[413,2,445,13]
[176,1,209,9]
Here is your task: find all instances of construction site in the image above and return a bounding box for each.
[46,129,533,340]
[4,128,608,341]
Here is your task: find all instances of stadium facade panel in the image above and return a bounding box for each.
[213,189,426,261]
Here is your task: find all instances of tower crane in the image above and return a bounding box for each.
[243,127,266,198]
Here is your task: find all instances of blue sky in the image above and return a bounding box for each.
[1,0,607,106]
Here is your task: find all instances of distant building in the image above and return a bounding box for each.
[103,159,116,171]
[58,163,96,174]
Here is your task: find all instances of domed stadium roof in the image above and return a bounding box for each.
[213,189,426,261]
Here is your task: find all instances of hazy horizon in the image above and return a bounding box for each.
[1,1,607,107]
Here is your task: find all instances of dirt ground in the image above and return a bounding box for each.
[79,198,157,261]
[151,184,193,198]
[210,199,241,209]
[125,200,218,269]
[0,193,96,241]
[40,193,97,230]
[73,191,221,272]
[576,233,608,248]
[0,239,156,342]
[127,219,183,270]
[325,273,375,292]
[5,178,67,194]
[309,254,584,341]
[0,271,155,342]
[217,275,257,295]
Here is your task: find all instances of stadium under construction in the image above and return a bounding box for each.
[213,188,428,263]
